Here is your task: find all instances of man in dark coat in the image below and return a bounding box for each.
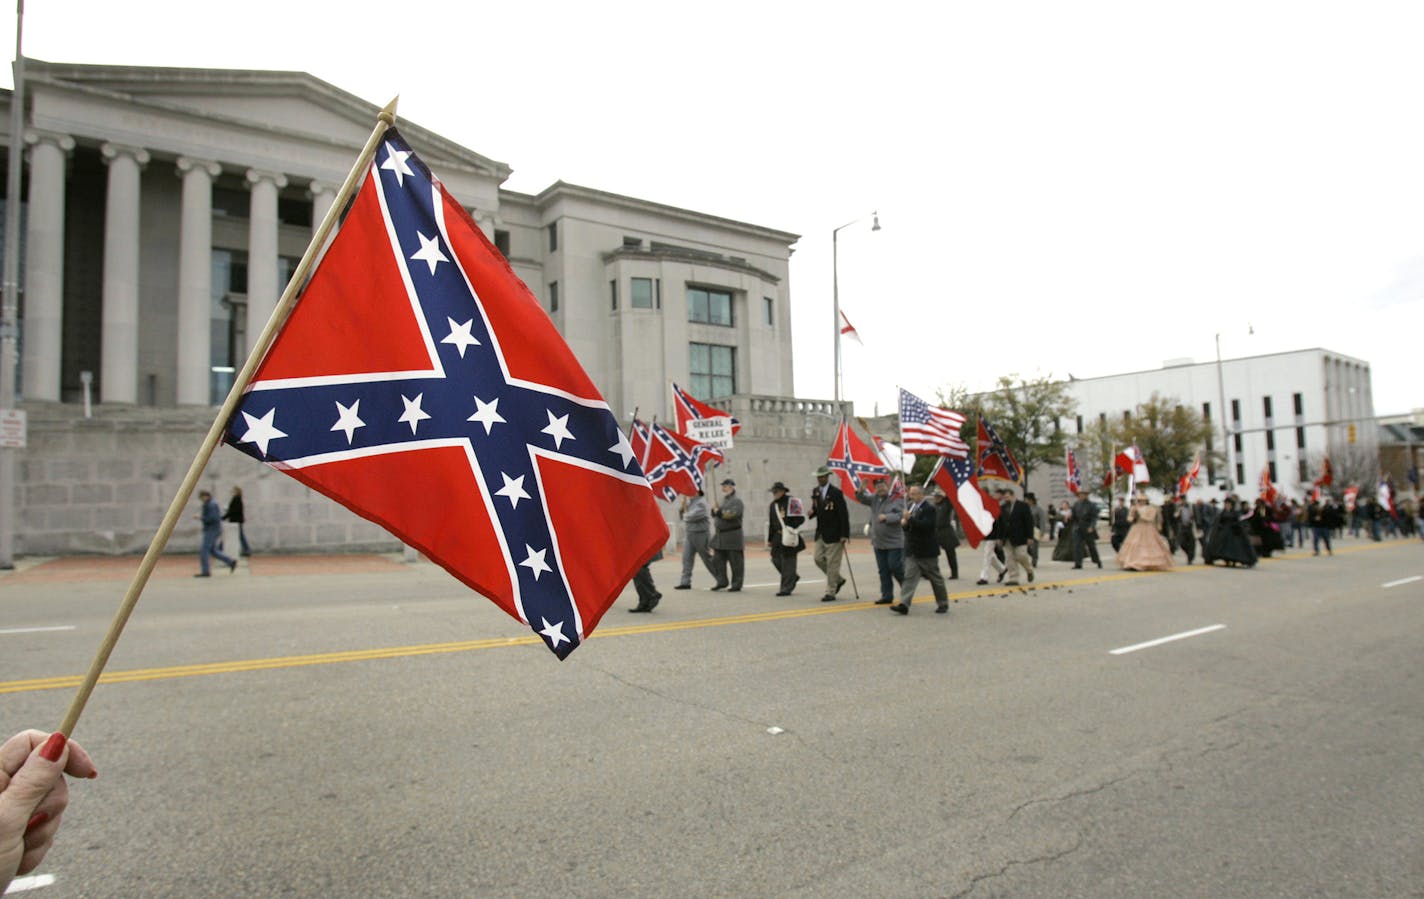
[710,478,745,591]
[1110,497,1130,551]
[1070,492,1102,569]
[194,490,237,577]
[890,485,949,614]
[932,488,960,580]
[809,466,850,602]
[997,488,1036,585]
[767,482,806,596]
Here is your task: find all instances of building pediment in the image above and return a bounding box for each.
[23,60,511,181]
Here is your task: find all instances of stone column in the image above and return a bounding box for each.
[309,180,336,236]
[244,169,287,358]
[20,130,74,402]
[99,143,150,404]
[175,157,221,405]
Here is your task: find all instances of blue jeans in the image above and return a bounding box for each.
[873,546,904,600]
[1312,526,1332,554]
[201,526,236,575]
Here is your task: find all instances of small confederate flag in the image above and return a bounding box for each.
[631,419,724,501]
[1259,466,1279,505]
[1065,448,1082,495]
[1313,454,1334,489]
[826,418,891,496]
[1177,452,1201,498]
[976,418,1022,484]
[931,455,1001,548]
[223,128,667,659]
[670,382,741,436]
[871,434,909,499]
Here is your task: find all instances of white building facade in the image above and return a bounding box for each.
[1061,348,1376,498]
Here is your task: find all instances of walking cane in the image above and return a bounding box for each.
[843,547,861,599]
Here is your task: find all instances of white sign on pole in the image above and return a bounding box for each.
[686,416,734,449]
[0,409,26,448]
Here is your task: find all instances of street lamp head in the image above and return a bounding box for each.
[871,211,881,232]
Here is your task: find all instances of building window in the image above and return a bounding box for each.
[1265,430,1275,451]
[1298,459,1309,482]
[688,286,733,326]
[1234,433,1243,453]
[1202,401,1211,422]
[548,281,559,312]
[1292,392,1304,417]
[1075,415,1083,433]
[631,277,654,309]
[1296,427,1306,449]
[763,296,774,325]
[494,229,511,258]
[610,280,618,311]
[1122,410,1131,422]
[689,342,735,399]
[547,222,558,252]
[1262,396,1273,420]
[1236,462,1245,485]
[1268,461,1277,482]
[623,235,643,248]
[1230,398,1241,424]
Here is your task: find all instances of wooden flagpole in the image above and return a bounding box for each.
[57,98,400,737]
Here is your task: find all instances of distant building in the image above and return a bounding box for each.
[1061,348,1377,498]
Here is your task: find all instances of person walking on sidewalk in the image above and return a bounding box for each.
[194,490,237,577]
[809,466,851,602]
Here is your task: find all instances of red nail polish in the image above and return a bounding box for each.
[26,812,49,833]
[38,732,66,763]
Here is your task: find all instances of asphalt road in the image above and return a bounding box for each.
[1,538,1421,898]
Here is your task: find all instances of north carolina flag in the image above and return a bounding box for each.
[931,455,1001,548]
[223,128,667,659]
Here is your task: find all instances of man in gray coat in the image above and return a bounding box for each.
[710,478,745,592]
[674,493,717,590]
[855,479,905,604]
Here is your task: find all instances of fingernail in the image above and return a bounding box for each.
[26,812,49,833]
[38,732,66,763]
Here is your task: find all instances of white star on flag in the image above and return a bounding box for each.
[441,317,481,358]
[380,144,413,186]
[495,472,531,509]
[539,617,569,648]
[238,408,288,456]
[330,399,366,445]
[410,231,449,276]
[609,430,637,469]
[541,410,575,449]
[519,544,552,581]
[398,393,431,435]
[468,396,505,434]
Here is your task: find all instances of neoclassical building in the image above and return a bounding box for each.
[4,60,798,419]
[2,61,815,555]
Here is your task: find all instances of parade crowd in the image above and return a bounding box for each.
[625,474,1417,614]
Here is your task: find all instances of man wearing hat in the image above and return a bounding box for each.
[767,481,806,596]
[809,466,851,602]
[710,478,745,591]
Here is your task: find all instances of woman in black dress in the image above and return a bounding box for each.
[1204,497,1257,567]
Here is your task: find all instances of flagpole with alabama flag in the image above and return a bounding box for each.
[56,98,403,737]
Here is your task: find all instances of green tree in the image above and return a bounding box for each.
[1102,393,1218,491]
[976,373,1077,493]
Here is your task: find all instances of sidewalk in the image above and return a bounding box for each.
[0,552,408,585]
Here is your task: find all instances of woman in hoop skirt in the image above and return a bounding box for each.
[1116,494,1174,571]
[1204,496,1258,567]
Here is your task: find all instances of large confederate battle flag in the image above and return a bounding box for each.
[223,129,668,659]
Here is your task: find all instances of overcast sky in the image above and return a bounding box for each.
[15,1,1422,418]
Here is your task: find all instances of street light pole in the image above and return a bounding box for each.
[1215,332,1231,490]
[831,211,879,404]
[0,0,25,568]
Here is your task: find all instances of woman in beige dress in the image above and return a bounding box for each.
[1116,494,1174,571]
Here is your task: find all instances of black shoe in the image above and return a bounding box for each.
[648,593,661,610]
[1072,565,1082,569]
[935,606,948,614]
[874,598,893,605]
[193,572,211,578]
[775,590,791,596]
[975,579,988,585]
[997,570,1006,583]
[821,594,837,602]
[890,603,909,615]
[711,583,727,591]
[1096,561,1103,569]
[728,587,741,593]
[1027,569,1034,583]
[628,606,651,613]
[228,559,238,573]
[674,584,691,590]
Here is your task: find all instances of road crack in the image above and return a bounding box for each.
[950,835,1086,899]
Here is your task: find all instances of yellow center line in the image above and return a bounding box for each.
[0,539,1404,695]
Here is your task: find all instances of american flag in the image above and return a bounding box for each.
[224,128,667,659]
[898,388,968,457]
